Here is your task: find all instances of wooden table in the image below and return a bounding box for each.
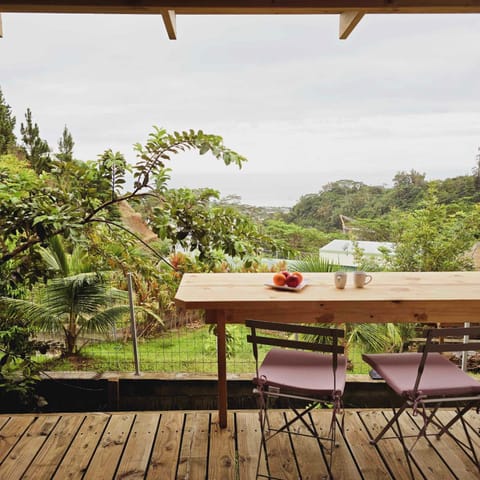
[174,271,480,427]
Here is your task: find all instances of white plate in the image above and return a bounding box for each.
[264,281,308,292]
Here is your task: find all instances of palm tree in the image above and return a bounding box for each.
[1,237,130,355]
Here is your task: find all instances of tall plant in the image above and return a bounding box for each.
[0,237,130,355]
[0,87,16,154]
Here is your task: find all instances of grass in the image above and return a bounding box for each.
[36,324,372,375]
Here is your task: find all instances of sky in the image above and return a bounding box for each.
[1,12,480,206]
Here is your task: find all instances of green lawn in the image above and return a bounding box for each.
[36,324,372,375]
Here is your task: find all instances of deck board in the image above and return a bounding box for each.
[115,412,159,480]
[358,410,421,480]
[407,411,477,479]
[52,413,109,480]
[236,410,263,479]
[22,414,84,480]
[342,411,392,479]
[83,413,135,479]
[208,412,236,479]
[146,412,183,479]
[0,409,478,479]
[0,415,35,464]
[177,412,210,480]
[0,415,60,480]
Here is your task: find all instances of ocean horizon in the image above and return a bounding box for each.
[167,171,393,208]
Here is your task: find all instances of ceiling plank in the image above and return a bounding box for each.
[162,9,177,39]
[339,11,364,39]
[1,1,480,15]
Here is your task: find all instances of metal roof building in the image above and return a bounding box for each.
[320,239,395,269]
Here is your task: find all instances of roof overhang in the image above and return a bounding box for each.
[1,1,480,40]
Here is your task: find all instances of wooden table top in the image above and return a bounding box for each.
[175,271,480,307]
[174,272,480,324]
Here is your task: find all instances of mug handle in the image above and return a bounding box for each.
[364,275,373,285]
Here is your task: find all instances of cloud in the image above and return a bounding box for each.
[1,12,479,205]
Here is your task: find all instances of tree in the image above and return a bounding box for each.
[263,219,336,257]
[0,87,16,154]
[97,149,130,201]
[388,169,427,210]
[20,108,51,174]
[0,126,246,268]
[56,125,75,163]
[390,187,480,271]
[149,187,277,269]
[0,236,130,355]
[0,154,48,296]
[287,180,388,232]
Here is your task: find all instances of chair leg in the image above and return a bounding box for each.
[436,402,474,438]
[436,407,480,471]
[391,408,417,480]
[369,403,408,444]
[255,402,340,479]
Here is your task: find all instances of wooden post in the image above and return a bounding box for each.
[107,378,120,410]
[216,311,228,428]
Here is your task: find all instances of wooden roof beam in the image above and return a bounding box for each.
[1,1,480,15]
[162,9,177,39]
[339,11,364,39]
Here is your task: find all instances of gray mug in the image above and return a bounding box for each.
[334,271,347,289]
[353,271,372,288]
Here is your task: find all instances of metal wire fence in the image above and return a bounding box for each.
[35,320,372,375]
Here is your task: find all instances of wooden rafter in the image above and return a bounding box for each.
[161,9,176,39]
[339,11,364,39]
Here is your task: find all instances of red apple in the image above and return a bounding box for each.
[286,274,300,288]
[281,271,290,278]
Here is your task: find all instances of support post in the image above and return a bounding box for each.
[462,322,470,372]
[213,310,228,428]
[127,272,141,376]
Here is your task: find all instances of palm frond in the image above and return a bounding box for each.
[79,305,130,334]
[39,235,70,275]
[346,323,391,353]
[290,255,341,273]
[0,296,64,333]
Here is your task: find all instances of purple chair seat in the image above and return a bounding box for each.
[363,352,480,398]
[256,348,347,396]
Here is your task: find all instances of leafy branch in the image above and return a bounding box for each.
[0,127,246,266]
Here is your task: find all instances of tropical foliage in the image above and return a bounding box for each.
[1,86,480,384]
[1,236,130,354]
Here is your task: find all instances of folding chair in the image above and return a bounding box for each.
[362,326,480,474]
[246,319,346,480]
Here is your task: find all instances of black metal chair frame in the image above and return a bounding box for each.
[246,319,346,480]
[363,326,480,477]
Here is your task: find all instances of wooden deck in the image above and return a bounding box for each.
[0,409,479,479]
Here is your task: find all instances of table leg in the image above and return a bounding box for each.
[216,312,228,428]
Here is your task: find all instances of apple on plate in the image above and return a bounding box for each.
[285,274,301,288]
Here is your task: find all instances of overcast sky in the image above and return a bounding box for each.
[1,12,480,206]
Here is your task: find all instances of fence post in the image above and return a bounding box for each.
[461,321,470,372]
[127,272,141,376]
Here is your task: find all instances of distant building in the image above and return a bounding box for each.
[319,240,395,269]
